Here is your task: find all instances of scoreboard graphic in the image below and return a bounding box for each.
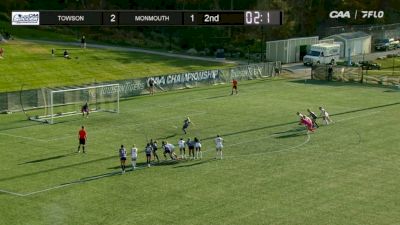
[12,10,283,26]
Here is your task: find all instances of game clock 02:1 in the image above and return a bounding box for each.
[244,11,282,25]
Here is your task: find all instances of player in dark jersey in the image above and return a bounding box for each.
[145,143,153,167]
[186,138,195,160]
[81,102,89,118]
[77,126,87,153]
[119,145,127,173]
[148,78,155,95]
[182,117,191,134]
[307,109,319,128]
[150,139,160,163]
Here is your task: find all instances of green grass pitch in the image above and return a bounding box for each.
[0,40,232,92]
[0,78,399,225]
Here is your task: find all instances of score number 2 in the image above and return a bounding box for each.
[110,14,116,23]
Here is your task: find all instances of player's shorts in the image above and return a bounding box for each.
[120,157,126,161]
[79,138,86,145]
[216,145,223,150]
[82,108,89,113]
[164,149,171,154]
[188,146,194,150]
[131,157,137,161]
[195,143,202,148]
[232,85,237,89]
[183,124,189,129]
[146,153,151,157]
[179,145,185,149]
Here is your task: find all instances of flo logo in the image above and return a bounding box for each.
[12,11,40,25]
[361,11,384,18]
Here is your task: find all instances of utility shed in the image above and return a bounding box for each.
[323,31,371,58]
[265,36,319,63]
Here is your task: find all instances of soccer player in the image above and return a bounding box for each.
[145,143,152,167]
[307,108,319,128]
[319,106,333,125]
[194,137,202,159]
[81,35,86,49]
[299,115,315,133]
[77,126,87,153]
[119,145,127,173]
[81,102,89,118]
[162,141,177,160]
[148,78,155,95]
[231,79,238,95]
[215,135,224,159]
[131,144,138,170]
[178,138,186,159]
[182,117,191,134]
[186,138,195,160]
[150,139,160,163]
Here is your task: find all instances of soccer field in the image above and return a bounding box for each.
[0,78,400,225]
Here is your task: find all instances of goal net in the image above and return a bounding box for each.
[29,84,119,124]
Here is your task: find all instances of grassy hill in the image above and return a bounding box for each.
[0,39,233,92]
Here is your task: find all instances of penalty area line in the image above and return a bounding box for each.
[0,188,25,197]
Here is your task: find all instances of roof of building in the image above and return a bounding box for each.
[324,31,370,40]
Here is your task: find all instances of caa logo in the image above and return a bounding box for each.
[12,11,40,25]
[329,11,351,19]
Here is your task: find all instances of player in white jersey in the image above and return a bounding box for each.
[194,137,202,159]
[162,141,177,160]
[215,135,224,160]
[178,138,186,159]
[131,144,138,170]
[119,145,127,173]
[319,106,333,125]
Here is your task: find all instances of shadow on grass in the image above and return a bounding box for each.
[107,160,179,170]
[0,155,115,182]
[173,158,215,168]
[205,95,229,99]
[19,153,74,165]
[156,133,178,140]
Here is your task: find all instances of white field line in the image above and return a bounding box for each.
[0,132,47,142]
[0,189,25,197]
[0,110,380,197]
[1,111,207,143]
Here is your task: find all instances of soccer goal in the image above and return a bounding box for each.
[29,84,120,124]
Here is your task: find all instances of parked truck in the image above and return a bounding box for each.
[303,43,340,66]
[374,38,399,51]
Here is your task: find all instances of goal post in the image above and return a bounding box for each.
[29,83,120,124]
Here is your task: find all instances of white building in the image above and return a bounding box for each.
[265,36,319,63]
[323,31,371,58]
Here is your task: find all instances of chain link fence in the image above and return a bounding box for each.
[311,64,400,86]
